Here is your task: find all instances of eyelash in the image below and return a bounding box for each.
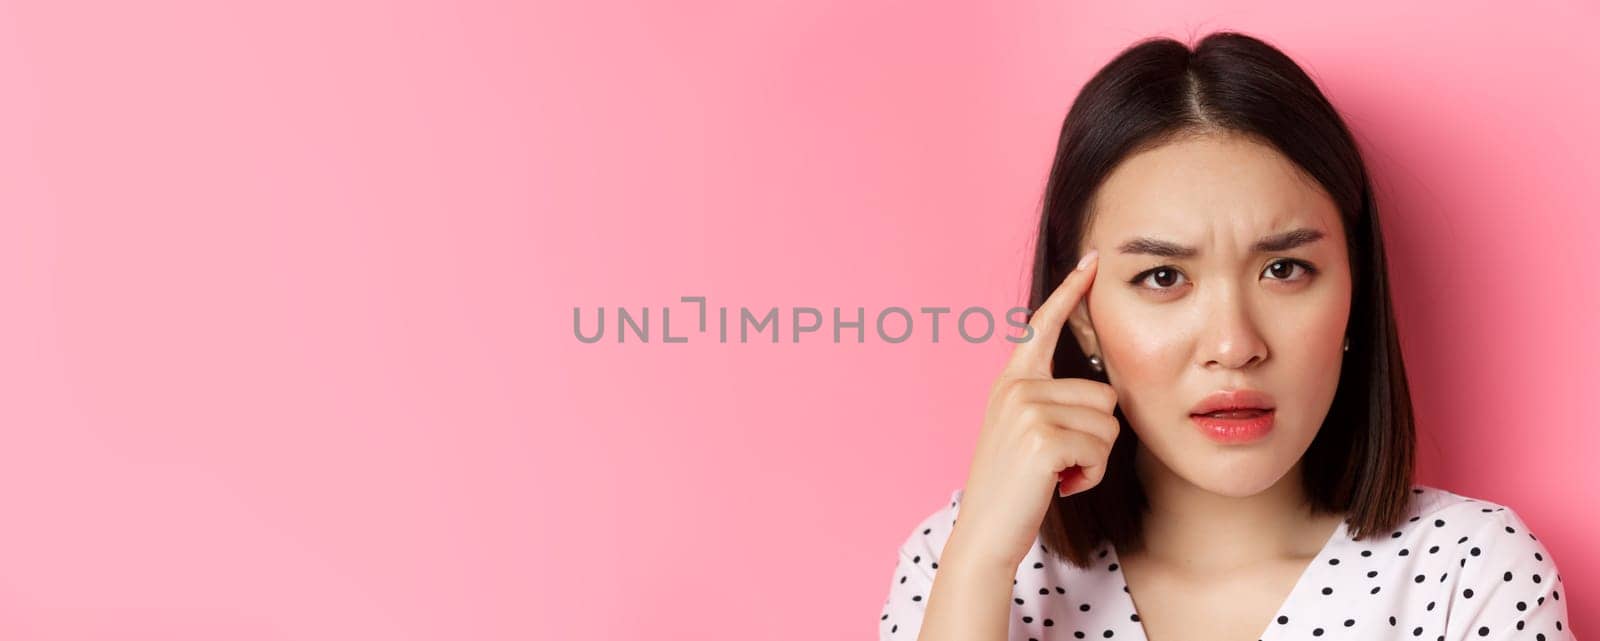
[1127,259,1319,292]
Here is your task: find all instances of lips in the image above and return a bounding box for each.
[1189,389,1276,416]
[1196,408,1270,418]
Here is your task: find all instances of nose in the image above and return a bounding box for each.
[1197,284,1269,370]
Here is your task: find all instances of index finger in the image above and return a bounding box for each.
[1006,248,1099,378]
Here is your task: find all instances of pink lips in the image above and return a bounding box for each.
[1189,389,1276,444]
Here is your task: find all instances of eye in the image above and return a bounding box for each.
[1263,259,1318,282]
[1129,266,1188,292]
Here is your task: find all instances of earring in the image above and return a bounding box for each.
[1342,336,1350,352]
[1087,354,1104,372]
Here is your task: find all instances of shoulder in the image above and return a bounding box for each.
[1405,485,1573,636]
[1329,483,1564,592]
[893,488,964,567]
[1390,484,1558,559]
[1402,483,1566,595]
[1402,483,1547,536]
[880,490,966,641]
[1419,483,1559,560]
[1392,483,1512,526]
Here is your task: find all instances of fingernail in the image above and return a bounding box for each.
[1075,249,1098,271]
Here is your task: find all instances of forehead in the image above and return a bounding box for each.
[1085,133,1341,245]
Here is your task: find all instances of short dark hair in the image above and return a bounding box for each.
[1031,31,1417,569]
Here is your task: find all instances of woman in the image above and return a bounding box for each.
[878,31,1573,641]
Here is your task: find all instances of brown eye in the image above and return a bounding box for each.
[1131,267,1187,290]
[1263,259,1317,281]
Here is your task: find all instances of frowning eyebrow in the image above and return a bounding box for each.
[1116,227,1326,258]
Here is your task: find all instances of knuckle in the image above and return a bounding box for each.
[1097,382,1119,408]
[1094,385,1120,409]
[1016,403,1044,427]
[1000,379,1029,406]
[1095,433,1115,460]
[1022,426,1053,457]
[1083,413,1114,446]
[1103,414,1123,439]
[1071,430,1101,463]
[989,377,1016,402]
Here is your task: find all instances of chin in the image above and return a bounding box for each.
[1137,429,1295,499]
[1174,438,1299,497]
[1187,471,1288,499]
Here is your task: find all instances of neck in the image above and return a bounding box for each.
[1126,442,1339,572]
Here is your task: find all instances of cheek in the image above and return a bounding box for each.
[1086,296,1190,438]
[1279,281,1353,362]
[1279,305,1351,403]
[1294,314,1347,354]
[1088,296,1189,385]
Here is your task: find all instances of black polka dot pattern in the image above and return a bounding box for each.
[879,485,1572,640]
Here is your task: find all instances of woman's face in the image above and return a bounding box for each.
[1067,132,1352,498]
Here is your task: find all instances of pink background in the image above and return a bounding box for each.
[3,1,1595,638]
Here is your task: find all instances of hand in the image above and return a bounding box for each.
[944,249,1121,572]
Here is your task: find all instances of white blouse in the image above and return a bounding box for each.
[879,484,1574,640]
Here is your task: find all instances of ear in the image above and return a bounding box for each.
[1065,298,1100,360]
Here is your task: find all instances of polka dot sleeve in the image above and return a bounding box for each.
[878,491,959,641]
[1444,506,1573,640]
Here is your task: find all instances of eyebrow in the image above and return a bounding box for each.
[1116,227,1326,258]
